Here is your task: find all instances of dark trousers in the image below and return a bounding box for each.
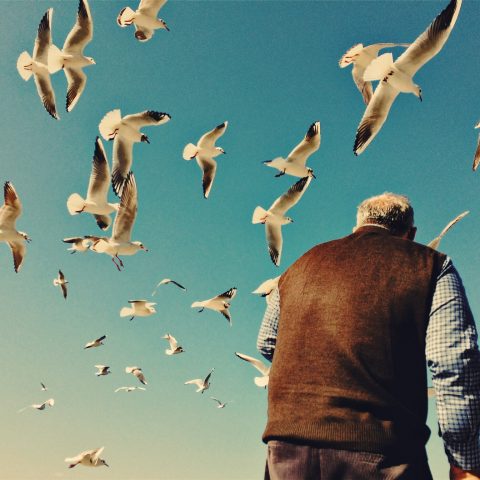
[265,441,433,480]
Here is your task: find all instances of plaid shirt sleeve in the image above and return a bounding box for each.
[257,287,280,362]
[426,257,480,470]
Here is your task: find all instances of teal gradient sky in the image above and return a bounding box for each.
[1,1,479,479]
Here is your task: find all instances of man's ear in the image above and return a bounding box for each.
[407,226,417,241]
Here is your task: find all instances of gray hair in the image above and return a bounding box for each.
[356,192,414,235]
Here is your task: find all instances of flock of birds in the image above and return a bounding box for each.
[6,0,475,471]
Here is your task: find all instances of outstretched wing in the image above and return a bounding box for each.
[269,176,312,215]
[63,0,93,54]
[112,172,137,243]
[0,182,22,227]
[198,122,228,149]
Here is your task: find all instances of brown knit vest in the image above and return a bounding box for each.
[263,226,446,457]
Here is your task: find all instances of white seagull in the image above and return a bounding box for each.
[115,386,146,393]
[120,300,156,321]
[65,447,109,469]
[16,9,59,119]
[87,172,148,270]
[18,398,55,413]
[210,397,231,409]
[0,181,31,273]
[84,335,106,349]
[473,125,480,172]
[117,0,170,42]
[185,368,214,393]
[191,287,237,325]
[353,0,462,155]
[252,276,280,305]
[183,122,228,199]
[235,352,270,388]
[339,43,410,104]
[263,122,320,178]
[63,236,92,253]
[427,211,469,250]
[252,176,312,266]
[162,333,184,355]
[53,270,68,299]
[95,365,111,376]
[152,278,186,295]
[98,109,171,197]
[48,0,95,112]
[125,366,147,385]
[67,137,119,231]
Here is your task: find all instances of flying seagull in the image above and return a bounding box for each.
[84,335,106,349]
[48,0,95,112]
[65,447,109,469]
[18,398,55,413]
[183,122,228,199]
[339,43,410,104]
[16,9,59,119]
[185,368,214,393]
[210,397,231,409]
[66,137,119,230]
[117,0,170,42]
[120,300,156,321]
[263,122,320,178]
[114,386,146,393]
[252,276,280,305]
[63,237,92,253]
[191,287,237,325]
[125,366,147,385]
[252,176,312,266]
[353,0,462,155]
[152,278,186,295]
[53,270,68,299]
[473,124,480,172]
[94,365,111,376]
[0,181,31,272]
[98,109,171,197]
[427,211,469,250]
[40,382,47,391]
[162,333,184,355]
[235,352,270,388]
[87,172,148,270]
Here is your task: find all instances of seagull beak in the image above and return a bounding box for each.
[223,151,227,155]
[165,24,170,32]
[104,463,109,468]
[419,94,422,102]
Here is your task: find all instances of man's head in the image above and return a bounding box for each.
[354,192,416,240]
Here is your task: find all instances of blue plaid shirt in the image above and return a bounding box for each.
[257,257,480,470]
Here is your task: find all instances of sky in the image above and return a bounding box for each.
[1,0,479,478]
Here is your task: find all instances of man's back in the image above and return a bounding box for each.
[264,225,445,457]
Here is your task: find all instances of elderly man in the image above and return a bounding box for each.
[258,193,480,480]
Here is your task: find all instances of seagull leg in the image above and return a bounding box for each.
[116,255,124,267]
[275,169,286,178]
[111,256,121,271]
[129,316,135,321]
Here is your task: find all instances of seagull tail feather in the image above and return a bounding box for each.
[363,52,394,82]
[47,44,64,74]
[254,376,269,388]
[120,307,133,317]
[66,193,86,215]
[16,51,33,81]
[182,143,198,160]
[252,206,268,224]
[117,6,136,27]
[98,109,122,141]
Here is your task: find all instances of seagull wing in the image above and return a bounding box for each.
[65,68,87,112]
[473,133,480,172]
[61,283,68,299]
[269,176,312,215]
[168,335,178,350]
[33,9,52,64]
[138,0,167,17]
[287,122,321,166]
[169,280,186,290]
[115,387,127,392]
[96,335,107,342]
[352,63,373,105]
[111,135,134,198]
[111,174,138,245]
[197,156,217,199]
[59,270,65,281]
[198,122,228,149]
[34,71,58,120]
[122,111,171,129]
[63,0,93,54]
[91,447,105,463]
[185,379,203,388]
[204,369,214,384]
[9,241,26,273]
[427,211,469,249]
[353,82,400,155]
[394,0,462,77]
[235,352,270,375]
[266,223,282,266]
[0,182,22,227]
[86,137,110,203]
[210,397,222,405]
[217,287,237,301]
